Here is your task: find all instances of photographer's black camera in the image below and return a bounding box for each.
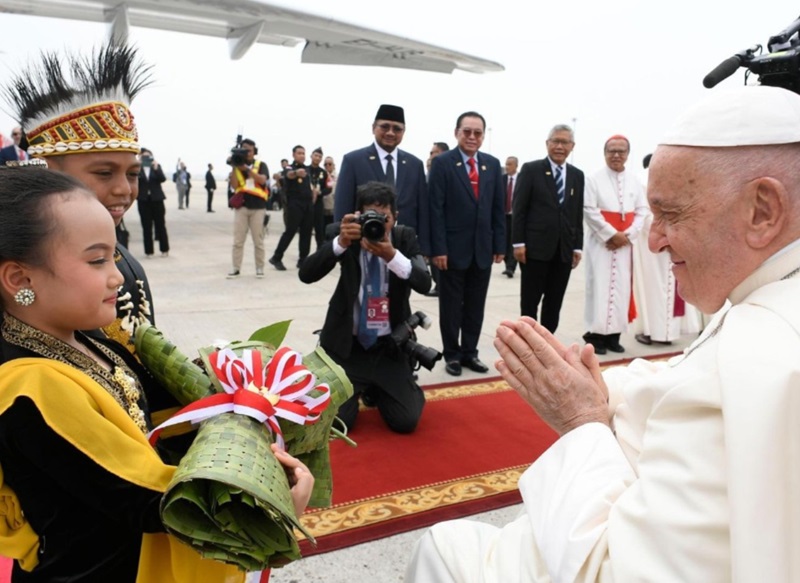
[358,209,388,242]
[391,311,442,371]
[229,148,249,166]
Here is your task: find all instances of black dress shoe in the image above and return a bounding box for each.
[461,357,489,373]
[361,390,377,407]
[425,287,439,297]
[607,342,625,353]
[635,333,653,345]
[269,256,286,271]
[445,361,462,376]
[502,269,514,278]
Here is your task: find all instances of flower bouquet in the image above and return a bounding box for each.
[134,321,354,571]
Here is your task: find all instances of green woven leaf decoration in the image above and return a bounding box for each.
[248,320,291,346]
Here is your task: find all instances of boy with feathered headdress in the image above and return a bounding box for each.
[3,43,155,351]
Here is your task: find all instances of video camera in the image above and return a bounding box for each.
[390,311,443,371]
[703,15,800,94]
[228,133,249,166]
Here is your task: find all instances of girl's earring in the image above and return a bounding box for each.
[14,288,35,307]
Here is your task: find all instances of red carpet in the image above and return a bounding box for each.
[298,376,557,556]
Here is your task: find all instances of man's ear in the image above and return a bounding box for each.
[745,177,787,250]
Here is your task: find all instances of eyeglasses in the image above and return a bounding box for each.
[324,162,333,166]
[459,128,484,138]
[11,132,21,137]
[376,123,405,133]
[605,149,629,156]
[548,139,573,146]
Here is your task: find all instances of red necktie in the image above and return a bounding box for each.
[506,176,513,213]
[467,158,479,199]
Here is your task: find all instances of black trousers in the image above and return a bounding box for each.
[438,260,492,362]
[272,198,313,261]
[504,214,517,273]
[312,196,325,249]
[138,200,169,255]
[333,337,425,434]
[206,188,214,211]
[519,253,572,333]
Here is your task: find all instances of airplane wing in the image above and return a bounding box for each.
[0,0,504,74]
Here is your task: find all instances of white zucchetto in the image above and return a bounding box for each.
[660,85,800,147]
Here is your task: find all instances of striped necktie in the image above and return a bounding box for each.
[555,165,565,204]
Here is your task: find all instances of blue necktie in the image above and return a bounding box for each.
[357,253,382,349]
[555,165,565,205]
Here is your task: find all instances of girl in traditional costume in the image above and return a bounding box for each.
[0,167,313,582]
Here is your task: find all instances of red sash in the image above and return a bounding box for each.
[600,211,637,323]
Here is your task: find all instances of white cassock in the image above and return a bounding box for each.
[405,240,800,583]
[583,168,648,335]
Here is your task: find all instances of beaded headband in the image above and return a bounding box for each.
[25,101,139,157]
[2,43,151,159]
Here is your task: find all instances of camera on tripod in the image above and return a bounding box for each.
[703,14,800,94]
[228,133,249,166]
[390,311,442,371]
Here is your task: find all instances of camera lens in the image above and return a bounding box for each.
[362,219,385,241]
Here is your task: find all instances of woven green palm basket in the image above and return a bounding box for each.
[195,340,353,508]
[134,322,354,509]
[160,412,313,570]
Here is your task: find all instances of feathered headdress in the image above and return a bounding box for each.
[3,43,153,158]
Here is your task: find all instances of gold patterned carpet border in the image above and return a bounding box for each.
[297,464,527,541]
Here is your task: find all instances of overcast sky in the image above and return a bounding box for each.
[0,1,797,177]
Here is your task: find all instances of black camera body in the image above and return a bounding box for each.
[391,311,442,371]
[703,15,800,94]
[358,209,388,242]
[229,148,249,166]
[228,133,250,167]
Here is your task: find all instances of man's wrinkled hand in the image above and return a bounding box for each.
[493,317,609,436]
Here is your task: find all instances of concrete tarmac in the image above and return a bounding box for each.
[132,185,697,582]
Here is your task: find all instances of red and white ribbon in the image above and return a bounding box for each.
[148,346,331,449]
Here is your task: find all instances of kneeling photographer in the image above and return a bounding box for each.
[299,181,433,433]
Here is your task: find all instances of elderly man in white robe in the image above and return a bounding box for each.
[581,136,648,354]
[404,85,800,583]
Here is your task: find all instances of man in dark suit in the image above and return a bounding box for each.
[205,163,217,212]
[428,111,506,376]
[300,181,431,433]
[512,124,584,333]
[502,155,519,278]
[137,147,170,257]
[0,127,26,164]
[333,104,429,255]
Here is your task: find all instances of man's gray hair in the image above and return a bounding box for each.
[548,124,574,141]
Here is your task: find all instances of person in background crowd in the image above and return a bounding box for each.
[205,163,216,213]
[512,124,585,333]
[501,156,519,278]
[582,136,648,354]
[428,112,505,377]
[137,147,170,258]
